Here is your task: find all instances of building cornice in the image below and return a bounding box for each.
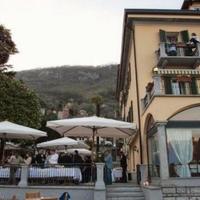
[125,9,200,16]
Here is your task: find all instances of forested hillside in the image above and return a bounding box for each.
[16,65,118,117]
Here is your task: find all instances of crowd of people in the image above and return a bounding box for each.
[5,149,93,185]
[4,148,129,185]
[5,149,92,167]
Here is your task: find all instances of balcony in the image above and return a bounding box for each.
[156,42,200,68]
[141,73,200,110]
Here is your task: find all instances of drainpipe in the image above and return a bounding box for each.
[130,25,143,164]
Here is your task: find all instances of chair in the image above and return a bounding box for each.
[25,192,41,199]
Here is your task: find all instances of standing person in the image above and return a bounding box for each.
[46,150,58,165]
[120,151,127,183]
[73,150,83,165]
[35,149,46,166]
[190,33,200,46]
[104,150,112,185]
[7,152,23,184]
[189,33,200,55]
[24,153,32,165]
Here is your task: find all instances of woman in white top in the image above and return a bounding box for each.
[24,153,32,165]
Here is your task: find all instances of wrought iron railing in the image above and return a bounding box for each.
[0,164,21,185]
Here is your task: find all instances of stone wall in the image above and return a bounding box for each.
[162,186,200,200]
[0,185,94,200]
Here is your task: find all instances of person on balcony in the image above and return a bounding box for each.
[188,33,200,55]
[190,33,200,46]
[167,39,177,56]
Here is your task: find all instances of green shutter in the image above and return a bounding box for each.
[159,29,166,42]
[191,77,197,94]
[181,30,190,42]
[164,77,172,94]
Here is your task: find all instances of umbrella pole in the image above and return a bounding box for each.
[92,128,95,162]
[0,138,5,164]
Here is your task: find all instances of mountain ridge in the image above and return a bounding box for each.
[16,64,118,117]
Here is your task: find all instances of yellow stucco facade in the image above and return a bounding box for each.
[117,7,200,174]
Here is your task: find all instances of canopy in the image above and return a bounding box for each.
[37,137,89,149]
[47,116,136,138]
[0,121,47,140]
[66,148,91,156]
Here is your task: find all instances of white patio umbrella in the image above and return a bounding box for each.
[0,121,47,140]
[47,116,136,159]
[46,116,136,138]
[0,120,47,162]
[37,137,89,149]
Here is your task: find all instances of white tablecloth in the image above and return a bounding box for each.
[29,167,82,182]
[0,167,21,178]
[112,167,122,182]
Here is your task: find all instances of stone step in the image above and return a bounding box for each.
[107,197,145,200]
[107,187,142,192]
[107,191,144,198]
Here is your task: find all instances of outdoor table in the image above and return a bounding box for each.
[29,167,82,182]
[112,167,122,182]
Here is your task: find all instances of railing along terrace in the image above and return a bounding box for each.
[0,164,21,185]
[28,163,96,186]
[148,164,160,178]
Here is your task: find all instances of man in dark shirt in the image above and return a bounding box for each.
[120,151,127,183]
[73,150,83,165]
[35,150,46,166]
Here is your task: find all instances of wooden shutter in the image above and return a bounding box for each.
[190,77,197,94]
[159,29,166,42]
[180,30,190,42]
[130,101,134,122]
[164,77,172,94]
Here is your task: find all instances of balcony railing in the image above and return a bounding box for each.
[0,163,96,186]
[141,77,200,110]
[156,42,200,68]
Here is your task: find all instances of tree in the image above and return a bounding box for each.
[0,25,18,72]
[0,24,41,127]
[0,73,42,128]
[0,73,42,161]
[91,95,103,117]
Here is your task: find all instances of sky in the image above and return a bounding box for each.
[0,0,183,71]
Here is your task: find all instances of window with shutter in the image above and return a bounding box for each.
[164,77,172,94]
[196,79,200,94]
[181,30,190,43]
[159,29,166,42]
[190,77,197,94]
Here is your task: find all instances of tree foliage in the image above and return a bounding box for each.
[0,25,18,71]
[0,73,42,128]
